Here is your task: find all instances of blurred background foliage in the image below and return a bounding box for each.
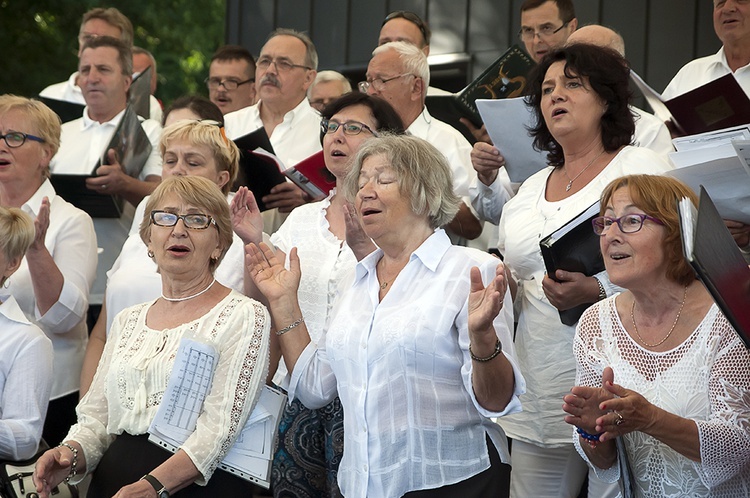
[0,0,225,108]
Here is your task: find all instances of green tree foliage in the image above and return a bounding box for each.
[0,0,224,108]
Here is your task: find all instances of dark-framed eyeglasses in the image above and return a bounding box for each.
[592,214,663,236]
[204,77,254,90]
[256,57,312,72]
[0,131,45,148]
[518,21,570,42]
[382,10,430,45]
[151,211,216,230]
[321,119,379,137]
[358,74,413,93]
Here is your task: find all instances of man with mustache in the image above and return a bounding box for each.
[207,45,257,115]
[224,29,321,232]
[50,36,162,318]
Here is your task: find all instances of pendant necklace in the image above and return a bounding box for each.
[631,285,688,348]
[563,149,606,192]
[162,278,216,302]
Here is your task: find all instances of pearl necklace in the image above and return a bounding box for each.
[161,278,216,302]
[630,285,688,348]
[563,149,606,192]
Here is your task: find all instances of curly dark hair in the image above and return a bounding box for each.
[525,44,635,167]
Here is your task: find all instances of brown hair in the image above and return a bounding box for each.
[81,7,134,47]
[600,174,698,286]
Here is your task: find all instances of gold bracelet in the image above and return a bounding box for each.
[469,338,503,362]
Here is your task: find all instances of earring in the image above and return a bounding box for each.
[147,250,155,258]
[2,278,9,289]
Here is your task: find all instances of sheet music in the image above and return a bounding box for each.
[148,338,287,488]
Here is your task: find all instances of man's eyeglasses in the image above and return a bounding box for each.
[358,74,413,93]
[205,77,254,91]
[321,119,379,137]
[518,21,570,42]
[151,211,216,230]
[0,132,45,148]
[382,11,430,45]
[592,214,663,236]
[256,57,312,73]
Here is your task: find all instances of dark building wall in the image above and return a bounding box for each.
[225,0,720,95]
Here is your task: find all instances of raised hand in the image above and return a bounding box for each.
[563,366,616,437]
[343,203,375,261]
[29,196,51,252]
[231,187,263,245]
[468,262,507,337]
[246,242,300,307]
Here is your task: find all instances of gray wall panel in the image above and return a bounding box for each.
[311,0,349,67]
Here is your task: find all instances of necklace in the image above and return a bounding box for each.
[161,278,216,302]
[630,285,688,348]
[563,149,606,192]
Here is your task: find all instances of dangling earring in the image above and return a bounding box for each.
[148,250,155,258]
[2,278,9,289]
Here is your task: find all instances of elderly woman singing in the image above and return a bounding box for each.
[248,134,525,498]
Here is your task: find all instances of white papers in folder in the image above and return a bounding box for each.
[667,135,750,224]
[148,338,287,488]
[476,98,548,183]
[671,125,750,152]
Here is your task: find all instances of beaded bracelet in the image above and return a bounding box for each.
[58,442,78,483]
[276,317,304,336]
[469,338,503,362]
[576,427,603,447]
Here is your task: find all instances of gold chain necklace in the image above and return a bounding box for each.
[563,149,606,192]
[630,285,688,348]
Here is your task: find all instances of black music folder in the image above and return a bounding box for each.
[129,65,152,119]
[232,128,287,211]
[425,44,535,143]
[679,186,750,348]
[51,105,152,218]
[540,202,605,326]
[37,96,85,124]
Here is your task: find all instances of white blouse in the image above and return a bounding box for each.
[496,146,673,446]
[269,194,357,387]
[288,229,526,498]
[67,291,270,482]
[574,299,750,497]
[0,295,54,460]
[9,179,97,399]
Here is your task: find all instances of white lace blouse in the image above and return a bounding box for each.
[67,291,270,483]
[574,297,750,497]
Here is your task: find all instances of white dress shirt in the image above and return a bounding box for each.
[407,107,472,197]
[103,193,246,334]
[40,71,164,122]
[0,295,54,460]
[67,291,270,483]
[8,180,97,399]
[632,105,673,158]
[288,229,526,498]
[495,146,672,447]
[224,98,323,233]
[51,107,162,305]
[662,47,750,99]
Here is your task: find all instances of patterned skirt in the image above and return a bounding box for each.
[271,396,344,498]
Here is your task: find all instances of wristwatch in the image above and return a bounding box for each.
[141,474,170,498]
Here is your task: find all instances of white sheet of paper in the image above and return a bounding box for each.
[630,71,672,122]
[476,97,548,183]
[671,125,750,152]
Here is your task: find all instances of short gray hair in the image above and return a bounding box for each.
[372,41,430,88]
[307,70,352,98]
[342,134,459,229]
[267,28,319,70]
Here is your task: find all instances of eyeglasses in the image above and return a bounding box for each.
[518,21,570,42]
[321,119,379,137]
[205,77,254,90]
[358,74,413,93]
[0,132,45,148]
[382,11,430,45]
[151,211,216,230]
[592,214,663,236]
[256,57,312,72]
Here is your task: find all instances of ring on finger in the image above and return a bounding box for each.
[102,184,108,189]
[614,411,624,426]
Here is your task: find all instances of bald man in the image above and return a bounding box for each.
[566,25,673,158]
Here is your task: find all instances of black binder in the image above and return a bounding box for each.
[37,96,85,124]
[129,65,152,120]
[540,202,604,326]
[679,186,750,348]
[232,128,287,212]
[51,105,152,218]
